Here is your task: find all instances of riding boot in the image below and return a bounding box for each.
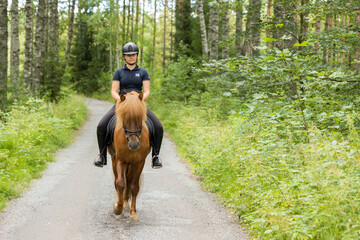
[94,130,108,167]
[152,155,162,169]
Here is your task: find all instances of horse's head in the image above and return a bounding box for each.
[116,91,147,151]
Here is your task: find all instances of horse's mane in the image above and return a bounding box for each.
[115,91,147,130]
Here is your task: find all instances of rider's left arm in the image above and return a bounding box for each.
[142,80,150,101]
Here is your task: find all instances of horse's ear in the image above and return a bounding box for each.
[120,94,126,102]
[138,92,143,101]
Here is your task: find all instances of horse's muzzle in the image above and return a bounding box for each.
[128,141,140,151]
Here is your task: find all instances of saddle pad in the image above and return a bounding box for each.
[106,116,154,146]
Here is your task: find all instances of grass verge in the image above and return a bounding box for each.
[0,95,87,210]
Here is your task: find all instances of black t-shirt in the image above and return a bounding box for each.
[113,64,150,94]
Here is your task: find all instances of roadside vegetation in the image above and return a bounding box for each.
[0,95,87,210]
[148,48,360,239]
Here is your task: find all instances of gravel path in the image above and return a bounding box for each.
[0,98,251,240]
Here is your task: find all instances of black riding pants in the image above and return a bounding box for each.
[96,105,163,158]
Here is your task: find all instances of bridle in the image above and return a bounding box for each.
[123,122,143,141]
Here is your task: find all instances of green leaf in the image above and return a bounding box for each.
[263,37,276,42]
[293,41,309,47]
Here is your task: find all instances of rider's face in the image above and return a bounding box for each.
[124,54,137,65]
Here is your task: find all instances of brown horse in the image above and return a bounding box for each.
[108,91,151,224]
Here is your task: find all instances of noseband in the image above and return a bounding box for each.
[123,122,143,141]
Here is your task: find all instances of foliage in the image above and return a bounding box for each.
[150,32,360,238]
[0,95,87,210]
[150,96,360,239]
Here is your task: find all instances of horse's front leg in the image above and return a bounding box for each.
[129,161,145,224]
[113,161,127,216]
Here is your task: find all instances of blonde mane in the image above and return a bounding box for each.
[115,91,147,131]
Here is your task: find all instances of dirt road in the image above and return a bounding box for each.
[0,98,250,240]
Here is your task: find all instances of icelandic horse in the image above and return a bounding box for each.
[108,91,151,224]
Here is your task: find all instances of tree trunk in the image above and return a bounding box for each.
[24,0,33,92]
[116,0,120,68]
[153,0,157,71]
[299,0,309,45]
[163,0,167,70]
[110,0,114,73]
[0,0,8,106]
[170,0,174,59]
[198,0,208,60]
[140,0,145,64]
[235,0,243,56]
[325,15,333,63]
[65,0,76,60]
[127,0,130,41]
[33,0,47,95]
[266,0,272,48]
[11,0,20,99]
[135,0,139,43]
[208,0,219,60]
[354,10,360,71]
[314,2,321,52]
[131,0,134,41]
[46,0,60,101]
[221,0,230,59]
[243,0,261,56]
[123,0,126,44]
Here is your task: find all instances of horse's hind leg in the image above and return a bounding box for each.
[113,161,127,216]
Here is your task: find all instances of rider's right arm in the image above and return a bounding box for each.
[111,81,120,102]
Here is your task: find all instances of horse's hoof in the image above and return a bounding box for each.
[113,204,124,216]
[130,215,140,225]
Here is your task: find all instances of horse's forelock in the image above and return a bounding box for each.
[116,92,147,127]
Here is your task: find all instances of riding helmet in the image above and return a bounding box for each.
[122,42,139,55]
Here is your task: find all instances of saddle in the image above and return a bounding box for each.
[106,116,155,148]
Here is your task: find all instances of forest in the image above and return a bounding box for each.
[1,0,360,239]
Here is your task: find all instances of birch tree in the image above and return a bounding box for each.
[11,0,20,99]
[208,0,219,60]
[198,0,208,60]
[24,0,33,92]
[0,0,8,106]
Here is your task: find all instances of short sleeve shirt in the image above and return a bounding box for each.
[113,64,150,94]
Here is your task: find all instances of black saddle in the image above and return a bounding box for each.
[106,116,155,148]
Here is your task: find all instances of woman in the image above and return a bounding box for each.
[94,42,163,169]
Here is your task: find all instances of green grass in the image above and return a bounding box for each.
[149,100,360,239]
[0,95,87,210]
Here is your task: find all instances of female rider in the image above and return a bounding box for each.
[94,42,163,169]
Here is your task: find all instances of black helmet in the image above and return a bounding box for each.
[122,42,139,55]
